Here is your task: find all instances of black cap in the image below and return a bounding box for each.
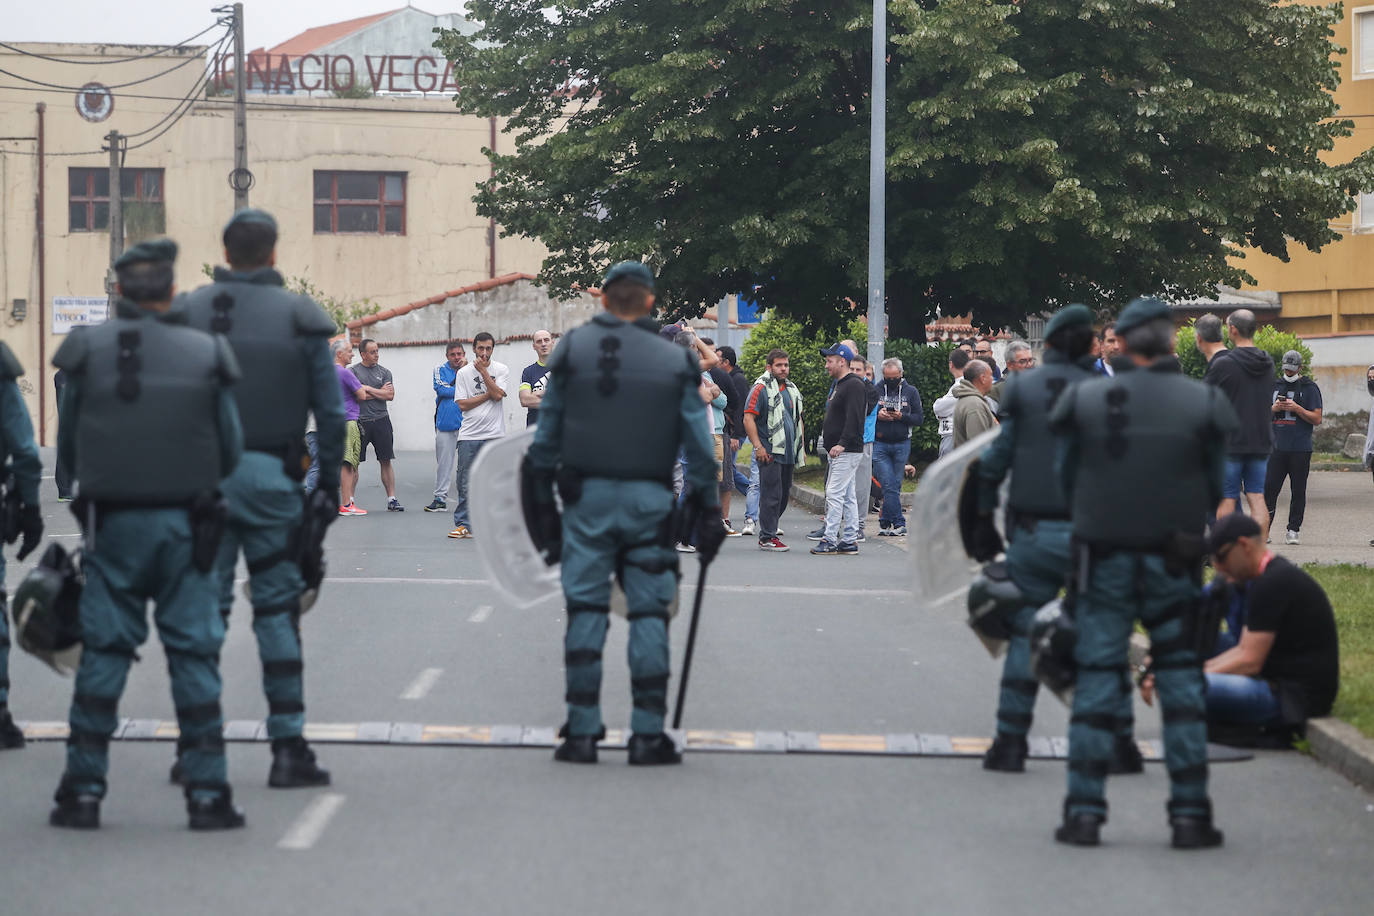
[113,238,177,271]
[1208,513,1261,555]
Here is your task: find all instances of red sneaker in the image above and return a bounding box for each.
[758,536,789,552]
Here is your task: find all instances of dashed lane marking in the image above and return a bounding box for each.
[399,667,443,700]
[277,793,347,851]
[14,719,1253,763]
[468,605,493,623]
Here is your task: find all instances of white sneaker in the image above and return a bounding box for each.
[741,519,756,537]
[1285,530,1300,546]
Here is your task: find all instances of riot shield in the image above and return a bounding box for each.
[909,427,1004,615]
[469,429,563,609]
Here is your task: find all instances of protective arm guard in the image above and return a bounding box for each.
[959,458,1004,562]
[294,486,338,612]
[521,455,562,567]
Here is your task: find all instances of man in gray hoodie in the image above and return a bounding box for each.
[1204,309,1275,542]
[952,359,997,447]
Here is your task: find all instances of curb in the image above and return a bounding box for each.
[1306,718,1374,792]
[789,482,913,516]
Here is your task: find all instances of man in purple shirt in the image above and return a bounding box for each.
[333,340,369,515]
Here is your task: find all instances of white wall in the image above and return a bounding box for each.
[368,341,540,452]
[1304,335,1374,414]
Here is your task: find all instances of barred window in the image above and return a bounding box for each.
[68,167,164,234]
[313,171,406,235]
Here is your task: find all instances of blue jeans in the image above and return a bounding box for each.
[303,431,320,494]
[872,439,910,527]
[723,441,749,497]
[822,451,861,545]
[452,439,488,528]
[746,454,761,522]
[1222,454,1268,499]
[1205,673,1282,726]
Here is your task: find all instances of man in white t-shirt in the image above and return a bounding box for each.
[448,331,509,538]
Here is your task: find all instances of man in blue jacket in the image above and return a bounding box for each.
[425,342,465,512]
[873,358,923,536]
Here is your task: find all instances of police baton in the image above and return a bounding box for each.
[671,557,712,731]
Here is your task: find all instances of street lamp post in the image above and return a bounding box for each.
[867,0,886,369]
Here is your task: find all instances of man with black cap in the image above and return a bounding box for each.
[50,238,247,830]
[0,337,44,749]
[1264,350,1322,546]
[1142,513,1339,745]
[971,305,1141,775]
[181,208,343,790]
[526,261,724,765]
[1049,296,1238,849]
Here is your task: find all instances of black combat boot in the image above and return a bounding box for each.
[0,706,26,750]
[1168,800,1224,850]
[553,724,602,763]
[168,756,185,785]
[627,732,682,766]
[186,785,247,831]
[1054,800,1105,847]
[1108,736,1144,775]
[268,736,331,788]
[982,733,1028,772]
[49,777,101,830]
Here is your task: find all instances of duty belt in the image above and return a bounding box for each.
[1008,509,1070,533]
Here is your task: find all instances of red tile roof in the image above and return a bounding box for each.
[346,273,539,331]
[266,8,404,57]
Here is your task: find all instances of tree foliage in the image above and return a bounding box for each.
[437,0,1374,333]
[1175,318,1313,381]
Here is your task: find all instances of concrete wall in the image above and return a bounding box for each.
[1305,335,1374,414]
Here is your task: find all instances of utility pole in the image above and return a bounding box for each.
[106,129,124,307]
[232,1,249,210]
[866,0,886,369]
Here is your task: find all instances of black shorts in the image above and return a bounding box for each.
[358,415,395,462]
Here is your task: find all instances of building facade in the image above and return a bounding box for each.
[0,8,545,445]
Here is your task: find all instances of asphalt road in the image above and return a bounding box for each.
[3,451,1372,916]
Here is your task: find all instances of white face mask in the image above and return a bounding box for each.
[1282,371,1300,382]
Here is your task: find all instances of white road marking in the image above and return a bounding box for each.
[400,667,444,700]
[277,793,346,851]
[468,605,493,623]
[47,533,83,538]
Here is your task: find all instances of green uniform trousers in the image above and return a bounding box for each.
[215,452,308,740]
[1,560,10,706]
[64,509,227,799]
[561,479,679,738]
[1066,551,1209,819]
[997,520,1134,742]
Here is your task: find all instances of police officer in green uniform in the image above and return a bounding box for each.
[0,341,44,749]
[526,261,724,765]
[972,305,1141,775]
[50,239,247,830]
[181,209,343,788]
[1048,297,1238,848]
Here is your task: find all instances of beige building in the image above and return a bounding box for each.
[0,9,545,445]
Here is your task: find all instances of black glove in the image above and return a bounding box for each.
[309,488,341,528]
[694,512,727,565]
[17,504,43,561]
[970,515,1004,563]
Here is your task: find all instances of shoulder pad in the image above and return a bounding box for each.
[0,340,23,380]
[51,327,90,374]
[294,295,338,337]
[213,334,242,385]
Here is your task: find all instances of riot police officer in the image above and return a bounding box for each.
[1048,297,1238,848]
[0,340,44,749]
[181,209,343,788]
[972,305,1141,775]
[526,261,724,765]
[50,239,246,830]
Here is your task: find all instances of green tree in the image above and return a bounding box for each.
[197,266,377,334]
[436,0,1374,333]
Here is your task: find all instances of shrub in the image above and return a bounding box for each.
[884,338,956,459]
[1175,318,1313,381]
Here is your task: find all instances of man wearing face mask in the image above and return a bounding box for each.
[1263,351,1322,546]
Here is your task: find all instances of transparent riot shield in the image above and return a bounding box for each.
[469,429,563,609]
[909,427,1004,615]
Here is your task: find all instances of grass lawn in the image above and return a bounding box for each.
[1304,564,1374,738]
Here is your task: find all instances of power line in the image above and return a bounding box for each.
[0,29,229,92]
[0,22,227,65]
[125,32,233,141]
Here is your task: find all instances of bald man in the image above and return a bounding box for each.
[520,329,555,427]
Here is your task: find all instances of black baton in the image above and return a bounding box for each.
[671,560,711,731]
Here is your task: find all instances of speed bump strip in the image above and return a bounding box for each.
[13,720,1252,763]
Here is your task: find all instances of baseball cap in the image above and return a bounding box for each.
[1208,513,1261,555]
[1281,350,1303,370]
[819,343,856,361]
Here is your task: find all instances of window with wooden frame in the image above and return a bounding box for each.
[313,171,406,235]
[68,167,164,234]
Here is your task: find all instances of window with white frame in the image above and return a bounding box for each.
[1358,191,1374,232]
[1356,7,1374,78]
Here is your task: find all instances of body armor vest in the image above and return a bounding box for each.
[0,341,23,466]
[554,313,698,482]
[1066,360,1231,548]
[1001,354,1093,517]
[52,302,233,503]
[181,268,334,453]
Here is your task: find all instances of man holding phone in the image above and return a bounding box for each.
[1265,350,1322,545]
